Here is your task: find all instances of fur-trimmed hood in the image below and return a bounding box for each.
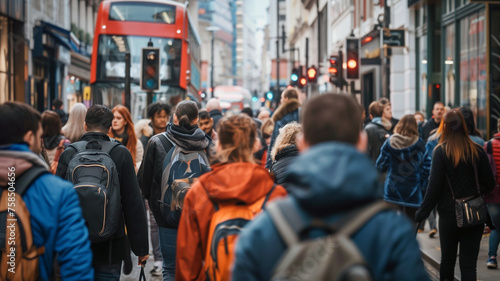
[272,99,301,123]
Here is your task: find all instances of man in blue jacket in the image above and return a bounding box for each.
[233,94,430,281]
[0,102,93,280]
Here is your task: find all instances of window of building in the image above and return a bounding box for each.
[444,24,455,107]
[417,35,428,114]
[279,14,286,21]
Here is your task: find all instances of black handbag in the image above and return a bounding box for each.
[446,163,487,228]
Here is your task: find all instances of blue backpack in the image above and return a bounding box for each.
[159,134,210,226]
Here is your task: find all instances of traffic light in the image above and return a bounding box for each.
[307,66,318,83]
[290,68,300,86]
[329,55,341,87]
[298,76,307,89]
[266,91,273,100]
[141,47,160,91]
[346,38,360,79]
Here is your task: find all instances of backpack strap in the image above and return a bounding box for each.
[267,199,304,246]
[261,184,277,209]
[99,141,121,155]
[14,166,49,196]
[69,141,88,153]
[159,133,174,154]
[335,201,395,237]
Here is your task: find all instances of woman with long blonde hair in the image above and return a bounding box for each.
[108,105,143,172]
[416,110,495,281]
[62,103,87,143]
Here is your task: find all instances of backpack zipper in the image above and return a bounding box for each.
[72,164,110,188]
[74,184,107,235]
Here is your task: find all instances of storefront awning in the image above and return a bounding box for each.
[38,21,87,55]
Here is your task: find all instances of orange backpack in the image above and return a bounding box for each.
[204,185,276,281]
[0,166,46,280]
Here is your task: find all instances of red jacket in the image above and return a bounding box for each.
[484,133,500,203]
[175,162,287,281]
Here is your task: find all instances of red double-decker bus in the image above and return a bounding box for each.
[90,0,201,120]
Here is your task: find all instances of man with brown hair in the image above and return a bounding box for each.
[265,88,301,168]
[232,93,429,281]
[365,101,390,163]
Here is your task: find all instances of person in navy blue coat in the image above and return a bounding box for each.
[232,94,430,281]
[376,114,431,222]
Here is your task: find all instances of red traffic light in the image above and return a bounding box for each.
[347,59,357,69]
[307,68,317,79]
[299,77,307,86]
[328,67,338,74]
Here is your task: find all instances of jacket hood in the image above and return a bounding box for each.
[372,117,392,131]
[272,99,301,123]
[166,123,210,151]
[285,142,380,216]
[389,133,419,150]
[200,163,276,204]
[0,144,49,186]
[275,144,299,161]
[43,135,64,150]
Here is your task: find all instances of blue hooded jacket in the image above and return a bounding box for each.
[0,144,93,281]
[376,135,431,208]
[233,142,430,281]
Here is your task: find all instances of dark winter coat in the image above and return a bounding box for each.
[421,118,439,143]
[365,117,390,164]
[233,142,430,281]
[416,144,495,222]
[270,144,299,185]
[209,109,224,130]
[376,135,431,208]
[265,99,300,168]
[54,108,68,125]
[138,123,210,229]
[56,132,149,265]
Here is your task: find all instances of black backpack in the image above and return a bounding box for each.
[65,140,121,242]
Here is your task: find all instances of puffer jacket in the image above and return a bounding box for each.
[265,99,300,169]
[0,144,93,280]
[175,163,287,281]
[365,117,390,163]
[270,144,299,185]
[376,135,431,207]
[484,133,500,204]
[233,142,430,281]
[138,123,211,228]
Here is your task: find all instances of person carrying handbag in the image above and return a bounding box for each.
[416,109,495,281]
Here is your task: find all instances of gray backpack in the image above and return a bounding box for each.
[65,140,121,242]
[267,200,394,281]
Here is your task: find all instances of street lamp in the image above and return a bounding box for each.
[206,26,220,99]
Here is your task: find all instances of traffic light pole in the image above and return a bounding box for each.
[125,52,131,110]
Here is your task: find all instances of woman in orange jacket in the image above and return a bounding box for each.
[175,114,287,281]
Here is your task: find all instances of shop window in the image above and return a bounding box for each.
[417,35,428,115]
[444,24,455,107]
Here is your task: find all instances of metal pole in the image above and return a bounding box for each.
[317,0,320,67]
[125,52,131,110]
[210,31,215,99]
[276,0,280,102]
[305,38,309,97]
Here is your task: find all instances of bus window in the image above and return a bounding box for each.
[109,2,176,24]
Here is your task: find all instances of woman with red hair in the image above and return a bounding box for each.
[108,105,143,172]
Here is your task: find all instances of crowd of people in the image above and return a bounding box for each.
[0,89,499,281]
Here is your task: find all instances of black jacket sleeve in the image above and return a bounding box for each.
[478,148,496,195]
[138,138,157,199]
[55,147,77,179]
[416,147,446,222]
[113,146,149,257]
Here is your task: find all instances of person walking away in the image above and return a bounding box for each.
[265,88,301,169]
[233,93,430,281]
[0,102,93,280]
[416,109,495,281]
[483,118,500,269]
[139,100,211,281]
[56,105,149,280]
[41,111,70,174]
[376,115,431,222]
[422,102,445,142]
[52,98,68,125]
[109,105,143,172]
[62,103,87,143]
[365,101,391,164]
[175,114,287,281]
[270,122,301,186]
[206,98,224,130]
[140,102,171,148]
[459,106,485,146]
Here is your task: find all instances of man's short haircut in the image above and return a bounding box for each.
[368,101,384,118]
[434,101,444,107]
[147,102,171,119]
[199,110,211,120]
[282,88,299,100]
[206,98,221,111]
[52,99,63,109]
[0,102,41,145]
[379,97,390,106]
[241,107,253,118]
[302,93,361,146]
[85,105,114,132]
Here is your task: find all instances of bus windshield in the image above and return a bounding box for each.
[109,2,176,24]
[96,35,182,84]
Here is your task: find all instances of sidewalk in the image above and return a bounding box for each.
[418,230,500,281]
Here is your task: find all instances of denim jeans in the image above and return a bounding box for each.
[94,262,121,281]
[487,203,500,257]
[159,227,178,281]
